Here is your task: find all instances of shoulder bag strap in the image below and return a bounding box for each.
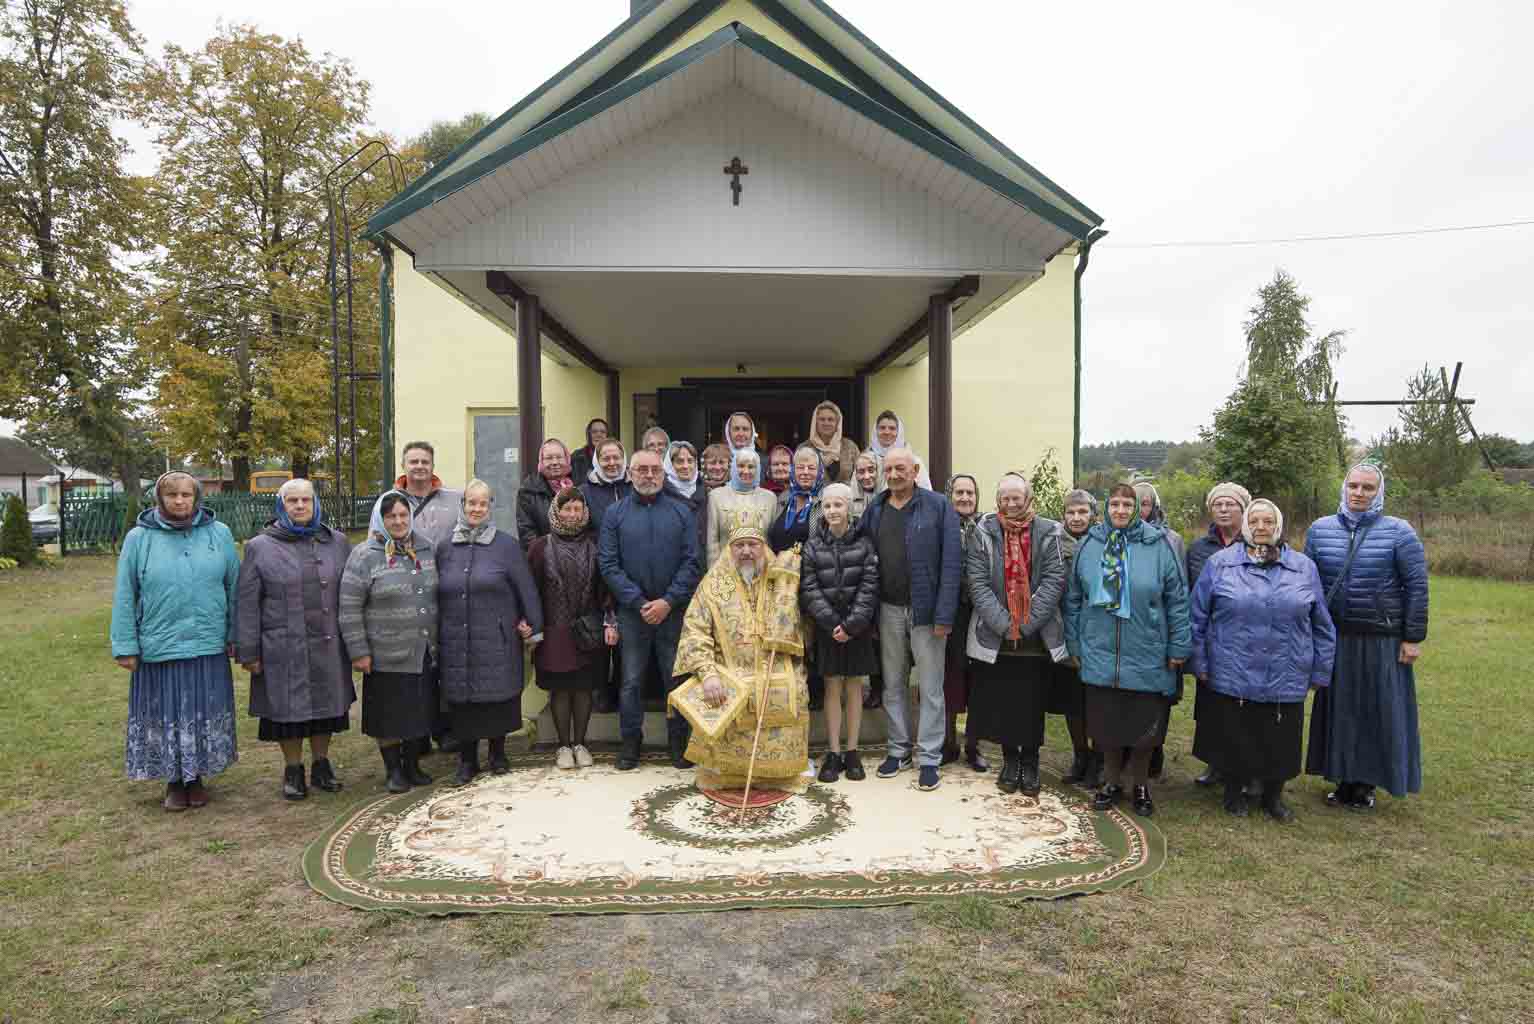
[1325,522,1375,611]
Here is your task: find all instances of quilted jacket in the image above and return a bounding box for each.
[1304,512,1428,642]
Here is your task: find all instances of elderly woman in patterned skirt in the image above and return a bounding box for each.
[111,472,241,812]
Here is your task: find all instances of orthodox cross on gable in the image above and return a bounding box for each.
[722,156,749,206]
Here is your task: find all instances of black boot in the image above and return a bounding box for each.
[1148,745,1165,781]
[1092,783,1123,811]
[841,749,866,781]
[616,735,642,771]
[1261,780,1294,823]
[454,743,479,786]
[997,748,1021,794]
[309,758,342,793]
[1131,784,1155,817]
[488,736,510,775]
[1062,749,1091,784]
[1195,765,1224,787]
[404,739,433,786]
[1018,748,1041,797]
[380,745,411,794]
[1222,778,1249,817]
[283,764,308,801]
[668,732,693,770]
[1082,750,1105,789]
[964,743,990,773]
[818,751,843,783]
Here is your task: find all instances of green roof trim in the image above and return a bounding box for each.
[733,26,1094,239]
[368,1,689,233]
[367,25,745,238]
[368,23,1094,242]
[798,0,1103,227]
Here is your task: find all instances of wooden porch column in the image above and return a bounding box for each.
[852,371,870,448]
[517,292,543,476]
[605,370,621,446]
[928,293,953,488]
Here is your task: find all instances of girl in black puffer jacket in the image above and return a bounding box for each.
[800,483,880,782]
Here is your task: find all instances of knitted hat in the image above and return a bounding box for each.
[1205,481,1253,511]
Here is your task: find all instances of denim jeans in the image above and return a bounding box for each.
[617,607,687,743]
[878,603,949,767]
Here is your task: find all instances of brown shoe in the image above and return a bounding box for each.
[163,782,189,812]
[186,778,209,808]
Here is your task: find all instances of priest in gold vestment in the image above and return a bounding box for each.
[672,508,812,794]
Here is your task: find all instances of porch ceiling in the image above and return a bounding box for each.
[433,268,1029,369]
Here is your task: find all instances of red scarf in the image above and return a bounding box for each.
[1001,512,1034,640]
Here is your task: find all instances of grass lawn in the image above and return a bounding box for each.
[0,556,1530,1023]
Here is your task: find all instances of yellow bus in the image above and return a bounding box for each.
[250,471,333,495]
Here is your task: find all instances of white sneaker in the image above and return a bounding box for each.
[555,746,575,770]
[572,744,594,768]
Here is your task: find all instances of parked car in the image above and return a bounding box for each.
[29,503,59,545]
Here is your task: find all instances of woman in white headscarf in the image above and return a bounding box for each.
[850,450,885,523]
[869,409,932,489]
[723,411,760,456]
[807,400,861,484]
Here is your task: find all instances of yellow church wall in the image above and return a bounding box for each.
[392,259,603,489]
[638,0,855,88]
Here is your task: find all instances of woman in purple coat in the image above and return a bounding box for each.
[237,479,355,801]
[1189,499,1336,821]
[436,479,544,784]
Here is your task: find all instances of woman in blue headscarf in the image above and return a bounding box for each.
[769,445,825,552]
[1063,483,1192,818]
[704,446,778,566]
[1303,463,1428,810]
[237,478,355,800]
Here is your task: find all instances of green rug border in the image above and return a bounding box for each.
[303,750,1166,916]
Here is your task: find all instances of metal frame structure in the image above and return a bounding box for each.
[1319,361,1493,470]
[326,142,406,527]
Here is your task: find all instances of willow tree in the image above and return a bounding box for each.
[0,0,153,502]
[135,25,373,488]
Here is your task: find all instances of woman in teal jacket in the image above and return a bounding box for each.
[1064,483,1191,817]
[110,472,241,812]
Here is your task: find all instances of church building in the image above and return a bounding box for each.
[368,0,1105,522]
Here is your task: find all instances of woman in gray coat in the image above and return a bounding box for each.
[437,479,545,784]
[964,475,1067,797]
[237,479,355,801]
[339,491,439,793]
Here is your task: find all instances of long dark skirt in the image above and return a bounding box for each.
[1084,686,1170,752]
[258,714,351,741]
[1195,690,1304,782]
[1306,632,1421,797]
[1190,681,1218,762]
[125,654,238,782]
[448,698,522,740]
[942,604,975,714]
[537,662,603,692]
[362,664,436,740]
[1044,658,1086,718]
[967,655,1050,749]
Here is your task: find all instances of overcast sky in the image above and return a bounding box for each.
[110,0,1534,445]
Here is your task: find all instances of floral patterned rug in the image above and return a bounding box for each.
[304,750,1165,915]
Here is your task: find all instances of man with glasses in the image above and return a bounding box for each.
[598,449,703,770]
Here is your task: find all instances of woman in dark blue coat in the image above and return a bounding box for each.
[1304,464,1428,810]
[1190,499,1336,821]
[437,479,544,784]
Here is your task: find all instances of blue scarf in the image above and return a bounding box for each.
[729,449,761,493]
[782,451,825,529]
[273,490,324,538]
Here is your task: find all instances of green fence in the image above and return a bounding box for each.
[61,492,379,554]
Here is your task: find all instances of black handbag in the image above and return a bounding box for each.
[570,610,606,653]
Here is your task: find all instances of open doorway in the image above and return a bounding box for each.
[655,377,862,453]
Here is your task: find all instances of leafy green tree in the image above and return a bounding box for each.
[1478,433,1526,469]
[408,111,490,171]
[134,25,374,488]
[0,0,151,503]
[1376,365,1476,497]
[0,494,37,565]
[1204,270,1346,497]
[1029,447,1067,521]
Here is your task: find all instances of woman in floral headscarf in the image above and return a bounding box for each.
[517,438,576,552]
[339,491,440,793]
[529,487,617,771]
[1063,483,1191,818]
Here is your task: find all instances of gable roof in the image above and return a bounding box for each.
[0,437,56,477]
[369,0,1100,241]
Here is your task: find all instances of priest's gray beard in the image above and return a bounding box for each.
[736,564,759,585]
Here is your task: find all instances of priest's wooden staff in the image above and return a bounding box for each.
[736,651,776,824]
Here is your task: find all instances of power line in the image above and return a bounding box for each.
[1106,218,1534,249]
